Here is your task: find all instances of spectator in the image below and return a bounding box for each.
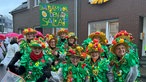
[0,40,6,66]
[1,37,19,66]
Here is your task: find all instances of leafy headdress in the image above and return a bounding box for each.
[89,31,108,45]
[23,28,37,35]
[86,39,104,54]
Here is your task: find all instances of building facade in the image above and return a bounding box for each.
[11,0,76,34]
[0,15,13,33]
[77,0,146,57]
[11,0,146,57]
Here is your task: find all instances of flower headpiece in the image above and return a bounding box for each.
[110,38,129,54]
[57,28,68,36]
[30,38,47,48]
[86,39,103,54]
[67,32,77,39]
[23,28,37,35]
[45,34,54,41]
[114,30,134,42]
[67,46,86,59]
[45,34,57,43]
[89,31,108,45]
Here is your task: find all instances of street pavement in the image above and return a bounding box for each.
[139,66,146,82]
[0,65,6,80]
[0,65,146,81]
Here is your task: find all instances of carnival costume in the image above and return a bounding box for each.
[9,38,51,82]
[109,38,139,82]
[51,46,88,82]
[56,28,68,56]
[64,32,79,60]
[85,39,109,82]
[114,30,139,64]
[82,31,109,58]
[45,34,63,70]
[8,28,37,69]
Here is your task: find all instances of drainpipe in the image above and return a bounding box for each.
[74,0,77,37]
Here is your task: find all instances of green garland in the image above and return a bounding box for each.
[82,38,92,49]
[58,62,88,82]
[109,52,138,82]
[100,45,109,57]
[56,38,67,55]
[85,58,109,82]
[19,51,50,81]
[19,40,31,54]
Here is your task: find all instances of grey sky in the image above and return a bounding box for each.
[0,0,27,19]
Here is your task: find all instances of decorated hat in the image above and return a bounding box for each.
[110,38,129,54]
[114,30,134,42]
[45,34,57,43]
[23,28,37,35]
[29,38,47,48]
[36,31,44,38]
[67,46,87,59]
[57,28,68,36]
[88,31,108,45]
[86,39,104,54]
[67,32,77,40]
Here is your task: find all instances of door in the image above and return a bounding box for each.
[142,17,146,56]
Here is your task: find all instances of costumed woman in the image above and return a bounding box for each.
[51,45,88,82]
[112,30,139,81]
[109,37,139,82]
[66,32,78,49]
[82,31,109,58]
[56,28,68,57]
[8,28,37,69]
[65,32,78,60]
[45,34,67,62]
[8,38,51,82]
[39,34,67,82]
[45,34,60,63]
[84,39,109,82]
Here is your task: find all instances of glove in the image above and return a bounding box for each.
[42,63,51,78]
[8,65,25,75]
[8,51,22,69]
[36,74,46,82]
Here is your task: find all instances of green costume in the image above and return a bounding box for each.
[59,62,88,82]
[85,58,109,82]
[82,38,109,58]
[19,51,49,82]
[44,47,64,71]
[109,53,137,82]
[56,38,67,55]
[101,45,109,57]
[19,40,31,55]
[109,38,139,82]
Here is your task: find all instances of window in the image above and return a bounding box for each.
[46,0,57,3]
[0,25,4,32]
[88,19,119,44]
[34,0,41,7]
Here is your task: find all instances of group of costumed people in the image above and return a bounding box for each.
[6,28,140,82]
